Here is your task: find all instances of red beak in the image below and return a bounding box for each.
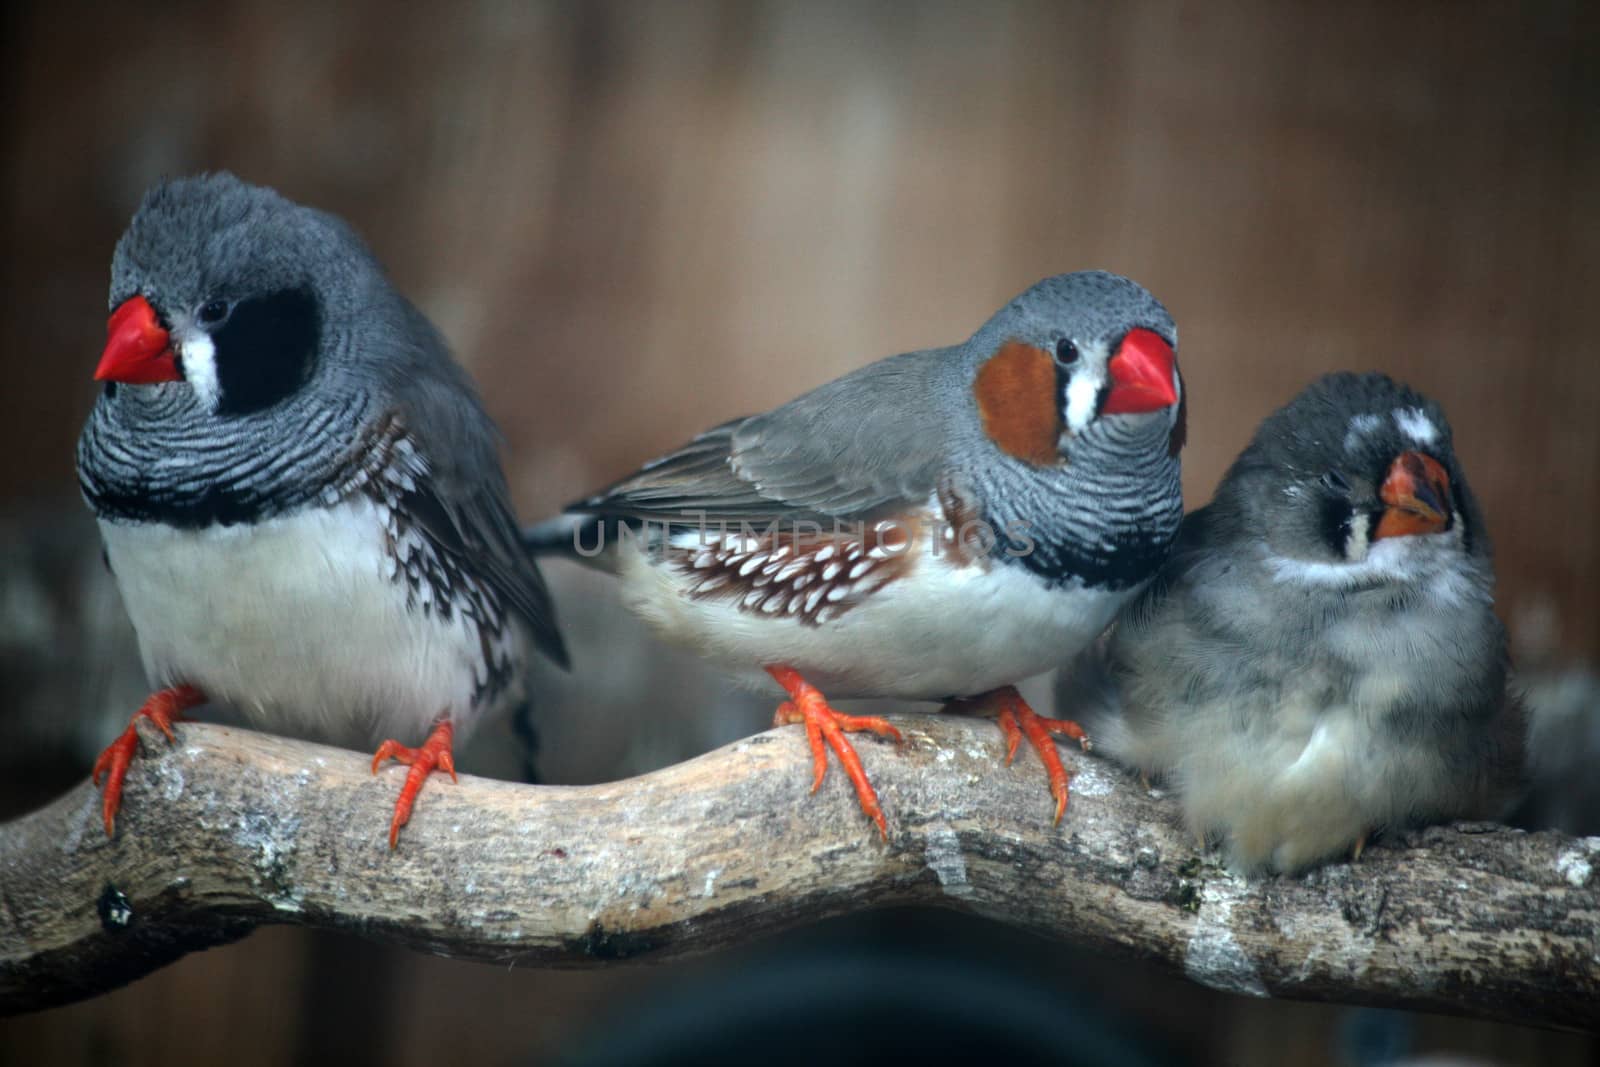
[1373,450,1451,540]
[95,296,179,383]
[1102,328,1178,415]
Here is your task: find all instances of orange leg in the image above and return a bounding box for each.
[767,666,902,840]
[92,684,207,837]
[954,686,1089,824]
[371,719,457,848]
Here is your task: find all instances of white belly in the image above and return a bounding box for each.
[1170,692,1383,873]
[618,546,1129,700]
[100,498,507,745]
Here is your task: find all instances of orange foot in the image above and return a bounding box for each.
[767,666,902,840]
[92,684,207,837]
[371,719,457,848]
[951,685,1089,823]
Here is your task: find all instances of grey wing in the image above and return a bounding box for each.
[395,359,569,669]
[573,348,956,525]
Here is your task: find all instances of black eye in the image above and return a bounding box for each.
[197,300,230,326]
[1054,338,1079,365]
[1320,470,1350,494]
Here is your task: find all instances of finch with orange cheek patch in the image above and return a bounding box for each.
[1061,372,1527,875]
[527,271,1186,839]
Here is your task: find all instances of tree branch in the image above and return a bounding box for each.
[1,718,1595,1027]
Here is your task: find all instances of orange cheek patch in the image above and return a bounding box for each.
[973,341,1062,466]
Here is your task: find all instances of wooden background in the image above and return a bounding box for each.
[2,2,1596,1064]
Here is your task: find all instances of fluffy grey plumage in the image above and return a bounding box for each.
[78,173,564,753]
[1061,372,1527,874]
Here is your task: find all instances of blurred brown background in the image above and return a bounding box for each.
[2,2,1597,1065]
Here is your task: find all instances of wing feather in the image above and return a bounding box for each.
[388,318,568,668]
[572,348,957,527]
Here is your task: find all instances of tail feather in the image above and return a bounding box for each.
[521,513,629,574]
[522,513,593,558]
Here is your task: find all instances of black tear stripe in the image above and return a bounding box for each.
[1317,494,1355,558]
[1451,479,1474,555]
[214,287,321,416]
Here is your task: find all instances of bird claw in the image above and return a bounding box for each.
[371,719,457,848]
[768,666,901,840]
[92,684,206,837]
[951,686,1088,823]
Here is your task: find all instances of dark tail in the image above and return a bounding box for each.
[522,514,592,557]
[521,513,628,574]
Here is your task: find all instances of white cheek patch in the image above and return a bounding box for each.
[1341,510,1371,563]
[1063,365,1104,437]
[1263,518,1468,592]
[177,330,221,411]
[1342,413,1382,453]
[1393,407,1439,445]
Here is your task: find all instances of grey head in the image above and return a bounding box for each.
[939,271,1186,588]
[1204,371,1492,594]
[955,270,1184,463]
[79,172,567,665]
[101,171,430,418]
[970,270,1178,356]
[81,172,488,525]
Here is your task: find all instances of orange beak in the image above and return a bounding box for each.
[95,296,179,383]
[1373,450,1451,540]
[1103,328,1178,415]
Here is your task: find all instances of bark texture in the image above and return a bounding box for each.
[1,718,1595,1027]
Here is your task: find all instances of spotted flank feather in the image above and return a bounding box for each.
[354,411,567,694]
[671,517,928,625]
[379,501,523,701]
